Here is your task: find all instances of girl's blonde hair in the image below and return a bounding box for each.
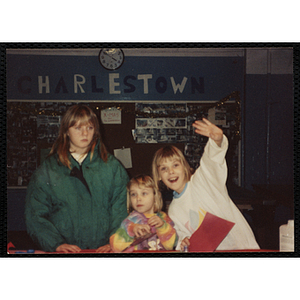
[126,174,163,213]
[152,145,192,191]
[49,104,108,168]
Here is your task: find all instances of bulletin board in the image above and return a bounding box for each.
[7,92,241,187]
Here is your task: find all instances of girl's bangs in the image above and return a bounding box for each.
[129,176,155,191]
[70,113,93,127]
[157,149,180,167]
[136,178,152,190]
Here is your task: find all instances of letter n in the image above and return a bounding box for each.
[191,77,204,94]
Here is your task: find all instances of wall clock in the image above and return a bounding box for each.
[99,48,124,70]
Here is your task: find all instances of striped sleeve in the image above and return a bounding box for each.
[110,211,145,252]
[110,227,134,253]
[156,212,178,250]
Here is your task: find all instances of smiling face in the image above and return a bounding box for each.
[67,121,95,154]
[129,183,155,215]
[158,158,187,194]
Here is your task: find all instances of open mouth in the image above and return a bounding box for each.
[168,177,178,183]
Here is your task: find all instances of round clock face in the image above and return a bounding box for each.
[99,48,124,70]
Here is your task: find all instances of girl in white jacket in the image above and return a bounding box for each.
[152,118,259,251]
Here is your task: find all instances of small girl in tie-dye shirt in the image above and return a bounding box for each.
[110,175,177,253]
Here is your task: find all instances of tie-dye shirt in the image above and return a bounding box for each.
[110,211,177,253]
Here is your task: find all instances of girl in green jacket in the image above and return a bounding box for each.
[25,104,129,253]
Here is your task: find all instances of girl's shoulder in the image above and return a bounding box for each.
[98,151,125,168]
[33,154,56,173]
[27,155,58,186]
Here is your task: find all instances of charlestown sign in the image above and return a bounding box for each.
[6,48,244,102]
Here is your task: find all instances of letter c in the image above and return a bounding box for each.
[17,76,31,94]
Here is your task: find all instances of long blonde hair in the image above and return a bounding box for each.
[49,104,108,168]
[126,175,163,213]
[152,145,192,191]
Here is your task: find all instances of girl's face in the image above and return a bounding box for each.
[129,183,155,215]
[158,158,187,194]
[67,121,95,154]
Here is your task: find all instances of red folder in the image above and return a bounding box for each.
[189,212,235,252]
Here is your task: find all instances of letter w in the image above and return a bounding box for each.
[170,77,187,94]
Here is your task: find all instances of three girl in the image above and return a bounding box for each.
[27,103,258,253]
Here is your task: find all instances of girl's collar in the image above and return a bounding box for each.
[71,152,88,165]
[173,183,188,198]
[144,213,156,218]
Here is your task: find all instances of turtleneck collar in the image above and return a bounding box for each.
[173,182,188,198]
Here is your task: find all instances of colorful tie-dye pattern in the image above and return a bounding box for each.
[110,210,177,253]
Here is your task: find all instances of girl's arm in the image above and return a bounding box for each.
[192,118,228,184]
[109,227,134,253]
[110,212,145,252]
[154,212,178,250]
[109,159,130,237]
[109,216,136,252]
[191,119,229,191]
[25,175,67,252]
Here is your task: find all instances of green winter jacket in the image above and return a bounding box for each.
[25,142,129,252]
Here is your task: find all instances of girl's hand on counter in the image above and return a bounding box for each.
[96,244,112,253]
[180,237,190,251]
[56,243,81,253]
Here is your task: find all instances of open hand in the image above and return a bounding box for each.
[192,118,223,147]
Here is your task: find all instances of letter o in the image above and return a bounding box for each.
[155,77,167,94]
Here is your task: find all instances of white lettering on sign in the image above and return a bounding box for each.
[109,73,121,94]
[38,76,50,94]
[25,74,205,95]
[74,74,86,93]
[137,74,153,94]
[101,107,121,124]
[170,77,188,94]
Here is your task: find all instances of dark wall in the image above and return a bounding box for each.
[7,189,27,231]
[244,73,293,190]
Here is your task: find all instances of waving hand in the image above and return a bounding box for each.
[192,118,223,147]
